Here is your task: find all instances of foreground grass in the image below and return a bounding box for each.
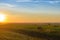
[0,23,60,40]
[0,29,46,40]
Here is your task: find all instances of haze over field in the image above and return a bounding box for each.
[0,0,60,23]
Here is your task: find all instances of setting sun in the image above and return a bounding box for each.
[0,13,6,22]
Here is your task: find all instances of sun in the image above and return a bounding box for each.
[0,13,6,22]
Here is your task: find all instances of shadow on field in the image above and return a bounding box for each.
[13,29,60,40]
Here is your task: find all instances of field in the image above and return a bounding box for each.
[0,23,60,40]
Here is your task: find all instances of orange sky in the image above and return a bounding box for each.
[3,10,60,23]
[0,2,60,23]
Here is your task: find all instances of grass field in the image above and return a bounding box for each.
[0,23,60,40]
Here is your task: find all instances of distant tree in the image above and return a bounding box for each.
[37,26,42,30]
[54,25,58,27]
[48,23,50,26]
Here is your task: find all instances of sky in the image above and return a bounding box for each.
[0,0,60,23]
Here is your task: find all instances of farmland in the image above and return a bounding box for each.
[0,23,60,40]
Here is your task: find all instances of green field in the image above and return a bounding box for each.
[0,23,60,40]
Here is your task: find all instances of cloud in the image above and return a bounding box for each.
[48,1,60,4]
[0,3,15,8]
[16,0,60,2]
[16,0,32,2]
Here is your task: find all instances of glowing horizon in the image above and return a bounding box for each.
[0,0,60,23]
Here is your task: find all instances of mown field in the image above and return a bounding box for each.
[0,23,60,40]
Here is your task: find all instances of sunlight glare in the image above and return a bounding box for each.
[0,13,6,22]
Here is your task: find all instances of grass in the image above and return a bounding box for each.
[0,23,60,40]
